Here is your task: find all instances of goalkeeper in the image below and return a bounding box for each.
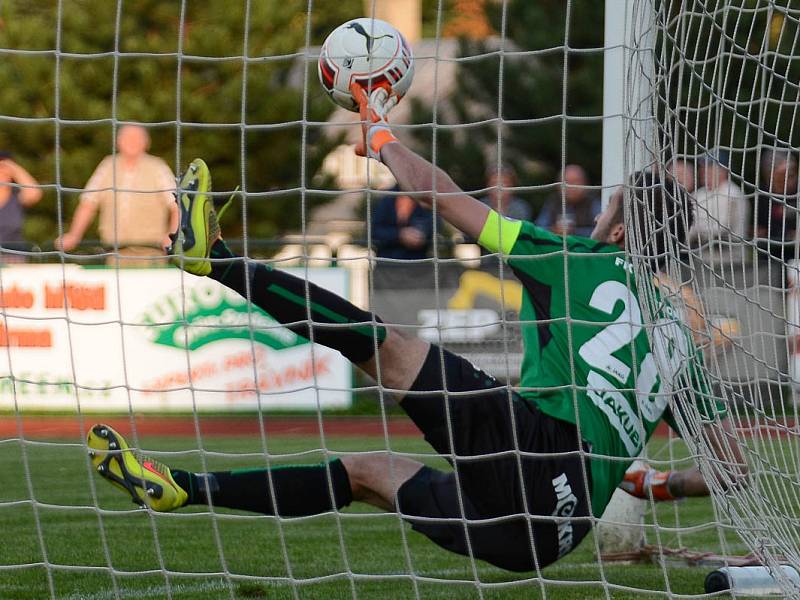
[87,84,745,573]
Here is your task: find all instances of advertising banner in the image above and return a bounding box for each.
[371,262,524,379]
[0,265,351,411]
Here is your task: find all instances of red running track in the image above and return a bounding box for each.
[0,415,424,439]
[0,415,674,439]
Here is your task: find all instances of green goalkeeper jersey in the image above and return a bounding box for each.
[478,211,726,517]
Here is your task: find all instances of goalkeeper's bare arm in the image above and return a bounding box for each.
[673,418,748,496]
[622,418,748,501]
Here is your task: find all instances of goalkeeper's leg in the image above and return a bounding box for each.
[88,422,421,522]
[87,421,531,570]
[171,157,430,390]
[344,454,548,572]
[88,421,566,572]
[88,422,356,516]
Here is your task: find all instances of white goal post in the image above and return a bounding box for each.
[597,0,655,554]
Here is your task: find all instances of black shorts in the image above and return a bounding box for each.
[397,347,593,572]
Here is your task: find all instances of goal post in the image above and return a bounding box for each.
[601,0,658,201]
[602,0,633,206]
[597,0,657,554]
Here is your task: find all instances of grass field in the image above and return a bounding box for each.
[0,432,749,599]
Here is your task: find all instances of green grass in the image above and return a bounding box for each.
[0,434,746,599]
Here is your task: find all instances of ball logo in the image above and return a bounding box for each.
[346,22,393,53]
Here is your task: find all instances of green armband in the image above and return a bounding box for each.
[478,209,523,255]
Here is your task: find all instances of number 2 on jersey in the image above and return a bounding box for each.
[578,281,641,383]
[578,280,688,423]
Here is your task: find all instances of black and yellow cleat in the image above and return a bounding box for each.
[87,424,188,512]
[169,158,234,277]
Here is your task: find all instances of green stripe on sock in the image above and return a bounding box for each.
[230,460,339,477]
[268,283,385,341]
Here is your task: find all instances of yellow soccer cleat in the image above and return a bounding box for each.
[87,424,188,512]
[169,158,223,277]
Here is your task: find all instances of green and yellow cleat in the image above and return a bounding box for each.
[87,424,187,512]
[170,158,233,277]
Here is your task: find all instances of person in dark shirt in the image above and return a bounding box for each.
[536,164,601,238]
[0,152,43,260]
[371,186,437,260]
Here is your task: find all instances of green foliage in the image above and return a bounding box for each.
[411,1,605,210]
[421,0,456,38]
[0,0,362,246]
[655,2,800,184]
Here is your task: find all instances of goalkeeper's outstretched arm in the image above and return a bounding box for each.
[350,82,490,241]
[622,418,748,501]
[669,417,748,497]
[380,142,490,240]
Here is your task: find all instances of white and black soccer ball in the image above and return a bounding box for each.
[318,18,414,112]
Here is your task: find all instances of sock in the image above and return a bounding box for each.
[172,458,353,517]
[208,239,386,364]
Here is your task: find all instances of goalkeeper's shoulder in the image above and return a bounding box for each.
[476,210,528,255]
[479,214,613,257]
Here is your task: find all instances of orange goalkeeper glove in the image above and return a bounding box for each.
[619,466,678,501]
[350,82,399,161]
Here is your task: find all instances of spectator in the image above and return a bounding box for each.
[667,156,696,193]
[56,125,179,266]
[371,187,437,260]
[536,164,601,237]
[483,166,531,221]
[0,152,43,260]
[688,148,747,244]
[755,148,798,262]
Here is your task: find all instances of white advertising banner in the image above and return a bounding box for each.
[0,265,352,411]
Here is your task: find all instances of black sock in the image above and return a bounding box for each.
[208,239,385,364]
[172,458,353,516]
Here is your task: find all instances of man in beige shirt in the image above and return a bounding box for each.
[56,125,179,266]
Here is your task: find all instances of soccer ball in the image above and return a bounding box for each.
[318,18,415,112]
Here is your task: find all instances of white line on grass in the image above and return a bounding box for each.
[57,580,233,600]
[0,562,650,600]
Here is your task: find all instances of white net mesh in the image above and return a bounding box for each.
[3,0,800,598]
[625,0,800,596]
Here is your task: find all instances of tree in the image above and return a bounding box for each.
[410,0,605,211]
[0,0,361,247]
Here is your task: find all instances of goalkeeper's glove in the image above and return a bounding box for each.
[350,82,399,162]
[619,466,679,501]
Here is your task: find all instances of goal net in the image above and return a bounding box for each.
[622,0,800,595]
[1,0,800,598]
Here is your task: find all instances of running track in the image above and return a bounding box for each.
[0,416,423,439]
[0,415,673,439]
